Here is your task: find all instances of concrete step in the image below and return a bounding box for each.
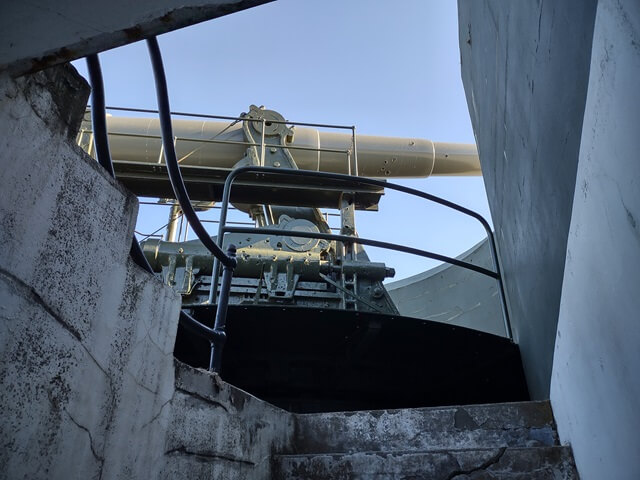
[161,362,294,479]
[292,401,558,454]
[273,446,578,479]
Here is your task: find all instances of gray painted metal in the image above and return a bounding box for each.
[0,0,273,78]
[458,0,598,398]
[387,238,505,337]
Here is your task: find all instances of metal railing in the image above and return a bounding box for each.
[213,166,513,340]
[87,38,512,382]
[78,106,359,175]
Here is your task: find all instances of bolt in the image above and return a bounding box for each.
[273,161,281,167]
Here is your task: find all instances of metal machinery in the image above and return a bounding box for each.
[78,105,481,316]
[79,105,480,314]
[78,106,530,413]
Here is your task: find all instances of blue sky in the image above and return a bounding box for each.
[73,0,492,281]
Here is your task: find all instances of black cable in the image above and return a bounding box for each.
[86,55,115,177]
[145,37,236,270]
[86,54,154,274]
[145,36,238,370]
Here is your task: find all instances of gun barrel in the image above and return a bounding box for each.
[79,116,480,178]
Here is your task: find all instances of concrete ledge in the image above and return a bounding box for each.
[292,401,557,455]
[273,446,578,479]
[162,361,294,479]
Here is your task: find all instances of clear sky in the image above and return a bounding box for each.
[73,0,492,281]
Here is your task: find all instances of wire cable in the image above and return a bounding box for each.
[86,55,115,177]
[85,54,154,274]
[145,37,235,269]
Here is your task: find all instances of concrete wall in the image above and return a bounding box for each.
[458,0,598,398]
[0,65,294,479]
[163,361,294,479]
[0,65,181,478]
[0,0,274,77]
[550,1,640,478]
[387,239,506,337]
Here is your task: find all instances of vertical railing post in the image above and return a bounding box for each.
[260,118,266,166]
[486,231,513,340]
[351,126,359,176]
[209,244,237,373]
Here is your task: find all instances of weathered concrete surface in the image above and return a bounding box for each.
[0,63,299,480]
[293,401,557,455]
[551,1,640,479]
[161,361,294,479]
[387,239,505,336]
[458,0,598,398]
[278,400,577,478]
[273,446,578,479]
[0,65,181,478]
[0,0,274,78]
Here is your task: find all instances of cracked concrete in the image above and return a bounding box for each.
[0,60,296,480]
[0,37,584,480]
[273,447,578,479]
[446,447,506,479]
[160,361,295,479]
[0,65,180,479]
[274,400,577,478]
[292,401,557,455]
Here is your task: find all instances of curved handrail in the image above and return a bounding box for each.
[216,166,513,340]
[221,226,498,279]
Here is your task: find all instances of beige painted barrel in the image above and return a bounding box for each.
[80,116,480,178]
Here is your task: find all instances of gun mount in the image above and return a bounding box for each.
[78,105,481,316]
[75,105,529,413]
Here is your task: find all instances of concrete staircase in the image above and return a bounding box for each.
[273,401,578,479]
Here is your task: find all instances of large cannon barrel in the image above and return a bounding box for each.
[81,115,480,178]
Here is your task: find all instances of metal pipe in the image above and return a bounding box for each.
[164,203,181,242]
[260,118,266,166]
[105,105,357,130]
[352,126,359,176]
[222,225,498,279]
[209,245,237,372]
[486,231,513,340]
[81,129,351,155]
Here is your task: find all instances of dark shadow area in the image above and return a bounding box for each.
[174,305,529,413]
